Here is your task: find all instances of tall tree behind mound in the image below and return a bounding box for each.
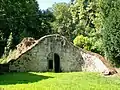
[52,3,74,41]
[1,0,40,44]
[70,0,103,54]
[0,0,55,57]
[100,0,120,66]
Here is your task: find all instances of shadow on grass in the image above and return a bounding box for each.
[0,72,53,85]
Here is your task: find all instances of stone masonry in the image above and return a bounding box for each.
[8,34,117,75]
[9,34,84,72]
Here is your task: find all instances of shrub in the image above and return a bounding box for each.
[73,35,91,50]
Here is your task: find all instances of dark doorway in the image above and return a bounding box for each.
[54,53,60,72]
[48,60,53,69]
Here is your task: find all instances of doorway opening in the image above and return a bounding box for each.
[48,60,53,69]
[47,53,60,72]
[54,53,60,73]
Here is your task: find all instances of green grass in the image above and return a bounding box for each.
[0,72,120,90]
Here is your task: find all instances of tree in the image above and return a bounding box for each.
[70,0,103,53]
[3,32,13,57]
[0,0,41,44]
[39,9,55,36]
[100,0,120,65]
[70,0,99,36]
[0,0,55,57]
[52,3,74,41]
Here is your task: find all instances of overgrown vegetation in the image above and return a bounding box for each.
[73,35,91,50]
[0,72,120,90]
[99,0,120,66]
[0,0,120,65]
[0,0,54,58]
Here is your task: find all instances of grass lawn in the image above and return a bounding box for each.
[0,72,120,90]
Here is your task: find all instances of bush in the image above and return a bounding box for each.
[73,35,91,50]
[91,38,104,55]
[73,35,104,55]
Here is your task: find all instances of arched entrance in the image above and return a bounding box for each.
[47,53,60,72]
[54,53,60,72]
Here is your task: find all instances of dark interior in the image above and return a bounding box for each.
[48,60,53,69]
[54,53,60,73]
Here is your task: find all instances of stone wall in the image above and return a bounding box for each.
[8,34,117,74]
[9,35,84,72]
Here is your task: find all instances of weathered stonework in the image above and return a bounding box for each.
[9,34,84,72]
[8,34,117,75]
